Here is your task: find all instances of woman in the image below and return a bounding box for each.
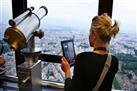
[61,13,119,91]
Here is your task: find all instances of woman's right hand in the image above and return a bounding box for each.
[0,55,5,65]
[61,57,71,79]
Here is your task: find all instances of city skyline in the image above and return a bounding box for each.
[2,28,137,90]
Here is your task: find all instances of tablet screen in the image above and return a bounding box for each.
[61,40,76,65]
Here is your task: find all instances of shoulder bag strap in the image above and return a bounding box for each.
[92,54,112,91]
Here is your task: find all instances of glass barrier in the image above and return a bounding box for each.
[112,0,137,90]
[1,0,136,90]
[28,0,98,84]
[0,0,12,40]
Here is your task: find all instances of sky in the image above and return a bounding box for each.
[27,0,98,31]
[112,0,136,36]
[0,0,136,37]
[28,0,136,36]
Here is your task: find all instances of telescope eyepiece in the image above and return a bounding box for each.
[9,19,16,27]
[40,6,48,15]
[33,30,44,39]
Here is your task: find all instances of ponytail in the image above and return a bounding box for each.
[109,20,119,38]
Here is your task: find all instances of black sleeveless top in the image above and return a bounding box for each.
[64,52,118,91]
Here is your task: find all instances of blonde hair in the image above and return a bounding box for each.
[90,13,119,42]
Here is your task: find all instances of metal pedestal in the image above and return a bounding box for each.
[17,60,42,91]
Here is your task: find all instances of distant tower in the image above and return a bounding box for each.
[73,35,75,41]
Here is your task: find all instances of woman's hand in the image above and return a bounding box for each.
[0,55,5,65]
[61,57,71,79]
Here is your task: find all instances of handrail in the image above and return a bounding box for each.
[1,75,123,91]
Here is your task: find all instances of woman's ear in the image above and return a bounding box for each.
[89,31,96,47]
[92,32,96,40]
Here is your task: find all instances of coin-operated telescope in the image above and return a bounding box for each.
[3,6,48,91]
